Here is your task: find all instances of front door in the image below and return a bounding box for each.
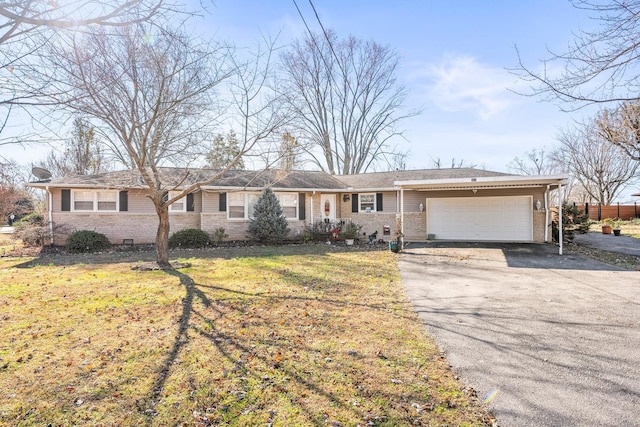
[321,194,336,223]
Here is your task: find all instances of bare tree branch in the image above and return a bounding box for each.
[557,116,640,204]
[280,30,416,175]
[45,23,282,267]
[513,1,640,109]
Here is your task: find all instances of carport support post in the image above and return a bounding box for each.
[558,182,563,255]
[400,188,405,249]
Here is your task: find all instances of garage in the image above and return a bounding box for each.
[426,196,533,241]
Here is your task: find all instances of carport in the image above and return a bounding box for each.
[394,174,568,253]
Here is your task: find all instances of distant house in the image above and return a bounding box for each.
[27,167,567,249]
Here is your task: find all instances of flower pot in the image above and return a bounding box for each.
[613,229,621,236]
[602,225,612,234]
[345,238,354,246]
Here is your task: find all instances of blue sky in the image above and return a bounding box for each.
[195,0,596,172]
[6,1,597,174]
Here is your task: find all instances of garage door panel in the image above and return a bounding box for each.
[427,196,532,241]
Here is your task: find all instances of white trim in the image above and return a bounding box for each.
[395,174,568,189]
[358,193,377,213]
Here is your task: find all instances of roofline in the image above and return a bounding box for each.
[394,174,568,188]
[26,182,347,193]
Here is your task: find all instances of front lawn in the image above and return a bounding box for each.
[0,244,491,426]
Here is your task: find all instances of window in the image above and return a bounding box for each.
[169,191,185,212]
[228,192,246,219]
[97,191,117,211]
[226,191,299,220]
[359,193,376,212]
[71,190,118,212]
[73,191,95,211]
[278,193,298,218]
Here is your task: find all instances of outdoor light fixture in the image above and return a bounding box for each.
[343,194,350,202]
[536,200,542,211]
[419,202,424,212]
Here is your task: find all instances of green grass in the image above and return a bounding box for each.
[0,244,491,426]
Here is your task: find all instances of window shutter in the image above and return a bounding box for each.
[187,193,195,212]
[219,193,227,211]
[376,193,383,212]
[119,191,128,211]
[298,193,306,220]
[61,189,71,211]
[352,194,358,213]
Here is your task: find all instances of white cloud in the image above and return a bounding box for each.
[408,55,516,120]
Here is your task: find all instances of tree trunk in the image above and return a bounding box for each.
[155,204,171,268]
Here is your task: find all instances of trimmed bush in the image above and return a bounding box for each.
[66,230,111,253]
[169,228,211,248]
[14,213,47,246]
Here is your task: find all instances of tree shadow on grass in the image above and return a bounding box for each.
[140,267,428,426]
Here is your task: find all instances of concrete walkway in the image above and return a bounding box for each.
[572,231,640,257]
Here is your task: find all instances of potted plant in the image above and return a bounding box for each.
[331,227,341,240]
[389,216,403,253]
[612,218,623,236]
[342,221,361,246]
[602,219,613,234]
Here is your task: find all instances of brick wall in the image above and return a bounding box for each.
[51,212,202,245]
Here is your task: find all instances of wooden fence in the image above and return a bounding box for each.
[577,203,640,221]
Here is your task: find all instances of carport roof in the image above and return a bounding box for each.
[336,168,514,190]
[394,174,567,191]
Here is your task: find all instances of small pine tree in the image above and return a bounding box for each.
[248,188,290,243]
[552,202,590,242]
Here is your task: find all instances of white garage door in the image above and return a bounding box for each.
[427,196,533,241]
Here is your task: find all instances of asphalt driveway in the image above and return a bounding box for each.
[399,243,640,427]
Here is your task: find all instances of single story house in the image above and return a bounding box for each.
[27,167,568,252]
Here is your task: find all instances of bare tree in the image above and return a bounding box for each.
[429,157,477,169]
[557,119,640,204]
[280,30,415,175]
[42,116,108,177]
[515,1,640,108]
[507,148,555,175]
[0,0,174,144]
[0,159,33,222]
[596,101,640,161]
[206,130,245,170]
[48,23,280,267]
[278,132,301,171]
[387,151,409,171]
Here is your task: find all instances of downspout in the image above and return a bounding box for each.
[46,186,54,245]
[544,185,550,243]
